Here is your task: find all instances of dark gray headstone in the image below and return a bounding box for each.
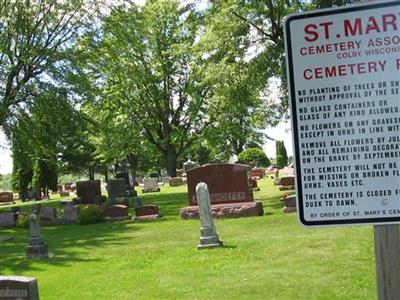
[0,212,15,228]
[64,204,78,223]
[74,180,102,204]
[39,207,56,222]
[107,179,126,198]
[0,276,39,300]
[116,171,130,185]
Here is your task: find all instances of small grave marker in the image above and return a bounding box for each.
[0,276,39,300]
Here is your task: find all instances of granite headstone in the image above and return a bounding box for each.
[187,164,253,205]
[0,212,15,227]
[73,180,104,204]
[142,178,160,193]
[0,192,13,203]
[196,183,223,249]
[0,276,39,300]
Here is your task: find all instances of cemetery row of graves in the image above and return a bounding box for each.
[0,166,377,299]
[0,163,296,230]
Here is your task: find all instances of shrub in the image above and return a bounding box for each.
[237,148,270,167]
[16,213,30,228]
[78,205,104,225]
[275,141,288,168]
[276,155,286,169]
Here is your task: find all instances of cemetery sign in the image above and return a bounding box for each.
[285,1,400,226]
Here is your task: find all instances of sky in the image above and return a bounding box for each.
[0,124,293,175]
[0,130,11,175]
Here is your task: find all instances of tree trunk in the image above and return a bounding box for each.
[104,166,108,183]
[166,146,177,177]
[127,153,138,186]
[89,167,95,180]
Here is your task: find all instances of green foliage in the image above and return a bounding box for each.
[276,155,285,169]
[0,0,100,129]
[199,1,287,157]
[238,148,270,167]
[16,213,30,228]
[78,205,104,225]
[32,157,58,193]
[10,119,33,199]
[275,141,288,168]
[0,173,12,190]
[81,1,209,177]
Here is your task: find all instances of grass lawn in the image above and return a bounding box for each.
[0,179,376,299]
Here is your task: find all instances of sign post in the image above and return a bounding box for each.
[374,225,400,299]
[284,1,400,298]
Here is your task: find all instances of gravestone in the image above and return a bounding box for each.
[26,208,48,259]
[64,204,79,224]
[107,178,141,208]
[169,177,183,187]
[281,195,297,213]
[196,183,223,249]
[39,207,56,222]
[273,169,280,185]
[0,191,13,203]
[0,212,15,228]
[73,180,105,204]
[116,171,130,185]
[250,168,265,179]
[0,276,39,300]
[183,157,199,174]
[103,205,130,221]
[142,178,160,193]
[107,178,126,198]
[161,176,171,184]
[181,163,263,219]
[135,205,160,221]
[187,164,253,205]
[279,176,295,191]
[250,178,260,191]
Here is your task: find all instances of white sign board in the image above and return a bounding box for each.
[285,1,400,226]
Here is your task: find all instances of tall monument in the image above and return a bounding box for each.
[196,182,223,249]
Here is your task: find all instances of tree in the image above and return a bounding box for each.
[202,0,354,119]
[198,1,287,157]
[82,1,209,177]
[275,140,288,168]
[10,116,33,200]
[238,148,270,167]
[84,94,158,183]
[10,86,98,197]
[0,0,99,130]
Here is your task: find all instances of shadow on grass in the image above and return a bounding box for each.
[0,221,144,274]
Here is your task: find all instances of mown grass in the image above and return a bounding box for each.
[0,179,376,299]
